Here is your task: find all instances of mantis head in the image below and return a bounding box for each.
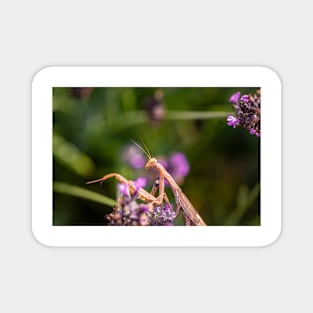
[145,157,158,170]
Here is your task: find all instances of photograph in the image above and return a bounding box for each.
[53,86,260,227]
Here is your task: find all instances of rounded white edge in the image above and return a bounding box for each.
[31,65,282,247]
[258,65,282,88]
[31,225,52,248]
[260,223,282,248]
[32,65,56,88]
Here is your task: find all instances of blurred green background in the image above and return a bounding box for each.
[53,87,260,226]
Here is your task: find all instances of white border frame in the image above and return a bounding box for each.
[32,66,281,247]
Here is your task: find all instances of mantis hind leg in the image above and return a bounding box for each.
[86,173,137,195]
[87,172,160,204]
[86,173,129,185]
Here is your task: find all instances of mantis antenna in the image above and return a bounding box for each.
[131,139,151,160]
[140,138,152,159]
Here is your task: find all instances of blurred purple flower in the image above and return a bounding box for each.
[169,152,190,178]
[130,155,145,169]
[144,89,165,126]
[122,145,145,169]
[133,177,147,190]
[70,87,94,100]
[229,92,240,104]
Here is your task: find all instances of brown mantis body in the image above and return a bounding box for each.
[144,157,206,226]
[87,144,207,226]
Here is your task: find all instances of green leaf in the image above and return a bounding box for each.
[53,181,116,207]
[53,132,96,177]
[224,183,260,225]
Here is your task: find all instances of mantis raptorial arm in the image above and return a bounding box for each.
[86,173,172,209]
[149,176,174,210]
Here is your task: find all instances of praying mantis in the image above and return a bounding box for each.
[86,142,207,226]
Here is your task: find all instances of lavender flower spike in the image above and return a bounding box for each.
[118,183,130,197]
[229,92,240,104]
[107,178,176,226]
[227,115,239,128]
[240,95,249,103]
[226,89,261,137]
[249,128,257,135]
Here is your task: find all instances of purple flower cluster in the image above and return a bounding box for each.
[106,177,176,226]
[227,115,240,128]
[227,90,261,137]
[151,204,176,226]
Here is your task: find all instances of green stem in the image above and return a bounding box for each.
[115,110,232,129]
[166,110,232,120]
[53,181,116,207]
